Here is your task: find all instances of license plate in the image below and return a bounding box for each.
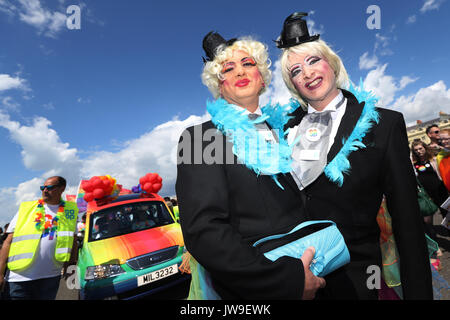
[137,264,178,287]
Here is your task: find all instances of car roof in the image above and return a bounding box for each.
[87,193,165,215]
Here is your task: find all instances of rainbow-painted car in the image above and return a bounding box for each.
[77,192,190,300]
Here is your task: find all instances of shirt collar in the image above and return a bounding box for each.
[229,103,263,116]
[307,90,344,114]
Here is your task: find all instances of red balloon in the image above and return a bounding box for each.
[152,183,162,193]
[143,182,152,192]
[93,188,105,199]
[156,176,162,183]
[82,181,94,192]
[84,192,94,202]
[92,178,103,189]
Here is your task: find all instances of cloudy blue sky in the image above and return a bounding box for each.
[1,0,449,226]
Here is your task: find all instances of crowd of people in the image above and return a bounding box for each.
[410,126,450,271]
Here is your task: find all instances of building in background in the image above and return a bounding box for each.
[407,112,450,144]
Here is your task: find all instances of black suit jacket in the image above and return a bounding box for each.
[283,89,433,299]
[176,120,308,299]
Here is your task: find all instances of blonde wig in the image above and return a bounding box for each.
[201,37,272,99]
[280,39,349,107]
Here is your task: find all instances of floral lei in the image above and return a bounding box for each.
[34,199,65,240]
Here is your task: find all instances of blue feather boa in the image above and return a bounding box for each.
[207,98,296,188]
[207,81,379,188]
[323,81,380,186]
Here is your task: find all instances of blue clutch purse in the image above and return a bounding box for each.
[253,220,350,277]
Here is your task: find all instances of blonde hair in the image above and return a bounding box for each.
[280,39,349,107]
[201,37,272,99]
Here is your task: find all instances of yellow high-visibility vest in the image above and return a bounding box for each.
[173,205,179,221]
[7,200,78,271]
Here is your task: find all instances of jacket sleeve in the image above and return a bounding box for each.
[381,113,433,299]
[175,126,305,299]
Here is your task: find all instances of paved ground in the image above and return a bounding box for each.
[433,213,450,299]
[56,215,450,300]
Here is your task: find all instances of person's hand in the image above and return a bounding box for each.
[300,246,326,300]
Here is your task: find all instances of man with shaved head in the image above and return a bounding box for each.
[0,176,78,300]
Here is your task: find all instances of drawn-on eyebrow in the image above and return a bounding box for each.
[289,63,302,72]
[222,61,235,67]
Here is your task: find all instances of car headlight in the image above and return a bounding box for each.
[85,264,125,280]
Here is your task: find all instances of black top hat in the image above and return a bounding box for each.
[202,31,237,63]
[275,12,320,49]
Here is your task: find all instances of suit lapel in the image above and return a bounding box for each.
[281,107,307,195]
[327,90,365,163]
[284,105,307,132]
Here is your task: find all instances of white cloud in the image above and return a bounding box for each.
[1,96,20,111]
[0,112,82,180]
[77,97,91,104]
[0,109,209,224]
[374,33,394,56]
[391,80,450,123]
[359,52,379,70]
[363,64,400,106]
[406,15,417,24]
[0,0,16,16]
[0,0,67,38]
[80,113,209,196]
[361,62,448,124]
[42,102,55,110]
[0,74,27,92]
[0,186,18,227]
[363,64,419,107]
[307,11,325,36]
[399,76,419,90]
[260,59,292,106]
[18,0,67,37]
[420,0,445,13]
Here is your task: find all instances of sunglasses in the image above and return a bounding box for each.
[40,184,60,191]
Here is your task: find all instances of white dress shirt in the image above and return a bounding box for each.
[288,90,347,153]
[288,90,347,190]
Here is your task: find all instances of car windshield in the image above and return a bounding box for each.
[88,201,174,242]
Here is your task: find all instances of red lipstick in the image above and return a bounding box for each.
[305,77,323,90]
[235,79,250,87]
